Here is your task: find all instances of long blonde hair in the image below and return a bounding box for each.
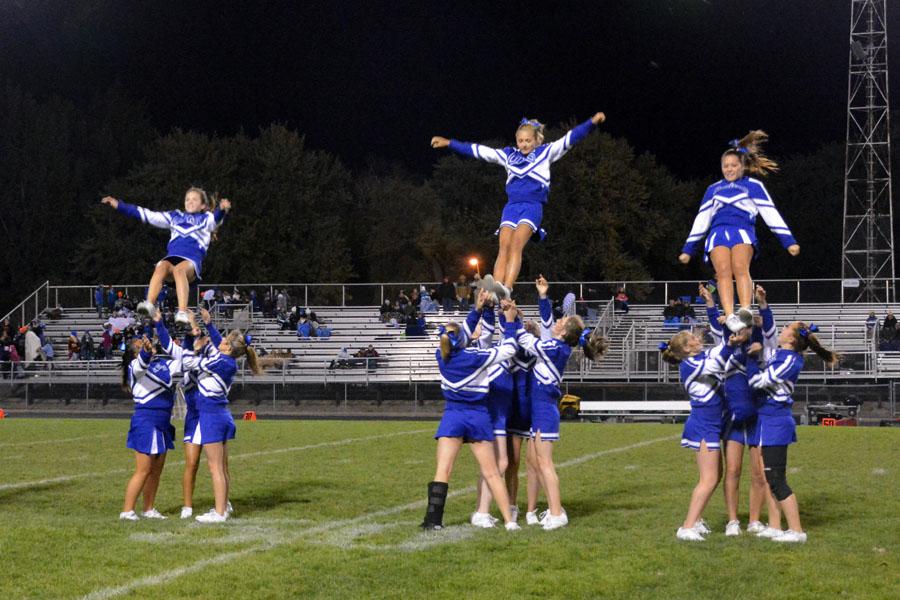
[723,130,779,176]
[660,331,693,365]
[790,322,840,367]
[225,330,262,375]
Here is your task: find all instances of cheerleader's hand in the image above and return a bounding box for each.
[430,136,450,149]
[503,301,519,323]
[787,244,800,256]
[754,285,767,307]
[152,309,162,323]
[678,253,691,264]
[747,342,763,356]
[698,283,714,306]
[219,198,232,212]
[199,307,212,325]
[591,112,606,125]
[535,274,549,298]
[193,335,207,352]
[101,196,119,209]
[728,328,751,346]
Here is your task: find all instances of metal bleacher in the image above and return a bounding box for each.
[10,298,897,387]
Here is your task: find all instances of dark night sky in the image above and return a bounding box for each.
[2,0,899,180]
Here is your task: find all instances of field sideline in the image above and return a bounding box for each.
[0,419,896,599]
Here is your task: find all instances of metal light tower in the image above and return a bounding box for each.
[842,0,894,303]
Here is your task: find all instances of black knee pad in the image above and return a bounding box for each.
[764,467,793,501]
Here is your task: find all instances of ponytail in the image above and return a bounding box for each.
[225,330,263,375]
[660,331,692,365]
[582,330,609,362]
[794,322,840,367]
[725,130,779,176]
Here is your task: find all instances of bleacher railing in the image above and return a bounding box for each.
[1,281,49,326]
[27,278,900,312]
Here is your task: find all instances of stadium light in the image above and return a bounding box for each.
[468,257,480,276]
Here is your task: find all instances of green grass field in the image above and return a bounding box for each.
[0,419,897,599]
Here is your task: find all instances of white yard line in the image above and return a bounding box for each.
[0,428,430,493]
[0,433,120,449]
[80,434,676,599]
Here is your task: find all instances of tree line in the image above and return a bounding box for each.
[0,83,867,313]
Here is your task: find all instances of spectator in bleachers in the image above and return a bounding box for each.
[380,298,394,323]
[455,275,472,311]
[328,346,351,369]
[41,336,54,361]
[355,345,379,358]
[262,291,274,316]
[420,286,439,313]
[866,311,878,340]
[106,286,116,312]
[250,290,260,313]
[112,328,124,353]
[437,276,456,312]
[276,289,287,314]
[882,310,897,342]
[94,285,105,318]
[405,311,427,337]
[24,324,41,363]
[80,331,95,360]
[663,299,681,327]
[99,325,113,360]
[68,331,81,360]
[202,287,216,309]
[614,288,630,313]
[297,314,313,338]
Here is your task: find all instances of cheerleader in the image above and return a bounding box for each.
[701,283,779,536]
[421,300,523,531]
[506,316,542,526]
[470,295,516,527]
[679,131,799,333]
[101,188,231,326]
[184,322,261,523]
[660,325,750,541]
[509,276,608,530]
[430,112,605,298]
[179,308,230,519]
[748,320,839,543]
[119,312,184,521]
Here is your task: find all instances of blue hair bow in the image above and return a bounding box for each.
[578,328,592,348]
[728,138,749,153]
[658,342,669,351]
[244,334,252,346]
[519,118,543,129]
[798,323,819,338]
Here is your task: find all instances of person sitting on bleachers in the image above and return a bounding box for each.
[882,310,897,342]
[405,311,427,337]
[663,299,681,328]
[614,288,630,313]
[24,325,41,363]
[420,286,439,313]
[41,336,54,361]
[68,331,81,360]
[328,346,351,370]
[80,331,95,361]
[866,311,878,340]
[99,325,113,360]
[297,314,313,338]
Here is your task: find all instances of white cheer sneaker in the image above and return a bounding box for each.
[725,520,741,537]
[141,508,167,520]
[676,527,705,541]
[772,529,807,543]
